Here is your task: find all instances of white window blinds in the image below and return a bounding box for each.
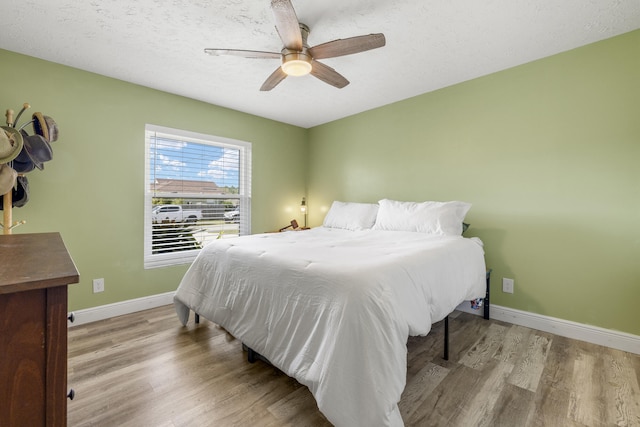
[144,124,251,269]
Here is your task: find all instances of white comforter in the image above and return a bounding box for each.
[174,227,486,427]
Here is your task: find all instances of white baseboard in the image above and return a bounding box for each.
[70,292,175,326]
[456,302,640,355]
[71,293,639,355]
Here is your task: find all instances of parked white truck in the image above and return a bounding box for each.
[152,205,202,223]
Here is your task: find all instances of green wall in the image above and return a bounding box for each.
[2,29,638,337]
[307,30,640,336]
[0,49,308,311]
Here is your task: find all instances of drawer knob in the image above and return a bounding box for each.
[67,389,76,400]
[67,312,75,323]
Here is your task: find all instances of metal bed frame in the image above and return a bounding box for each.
[443,269,491,360]
[194,269,492,363]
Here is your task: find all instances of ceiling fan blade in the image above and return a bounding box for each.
[310,61,349,89]
[204,48,281,59]
[260,67,288,91]
[308,33,386,59]
[271,0,302,51]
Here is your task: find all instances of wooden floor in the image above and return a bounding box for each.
[67,305,640,427]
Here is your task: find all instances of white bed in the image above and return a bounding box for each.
[174,220,486,426]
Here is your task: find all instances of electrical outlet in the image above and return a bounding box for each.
[93,278,105,293]
[502,278,514,294]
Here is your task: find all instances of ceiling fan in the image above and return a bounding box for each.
[204,0,386,91]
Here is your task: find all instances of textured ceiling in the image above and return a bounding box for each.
[2,0,640,128]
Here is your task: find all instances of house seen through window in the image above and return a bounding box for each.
[144,124,251,268]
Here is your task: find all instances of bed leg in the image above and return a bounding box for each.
[484,269,492,320]
[443,316,449,361]
[247,347,257,363]
[194,313,200,324]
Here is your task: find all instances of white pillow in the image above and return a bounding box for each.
[322,201,379,231]
[372,199,471,236]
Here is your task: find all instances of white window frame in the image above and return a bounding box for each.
[144,124,251,269]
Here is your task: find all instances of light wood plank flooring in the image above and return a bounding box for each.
[67,305,640,426]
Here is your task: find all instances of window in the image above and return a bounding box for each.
[144,124,251,269]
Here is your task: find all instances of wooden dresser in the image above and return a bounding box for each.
[0,233,79,427]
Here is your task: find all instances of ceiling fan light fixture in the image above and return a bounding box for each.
[281,50,312,76]
[282,59,312,76]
